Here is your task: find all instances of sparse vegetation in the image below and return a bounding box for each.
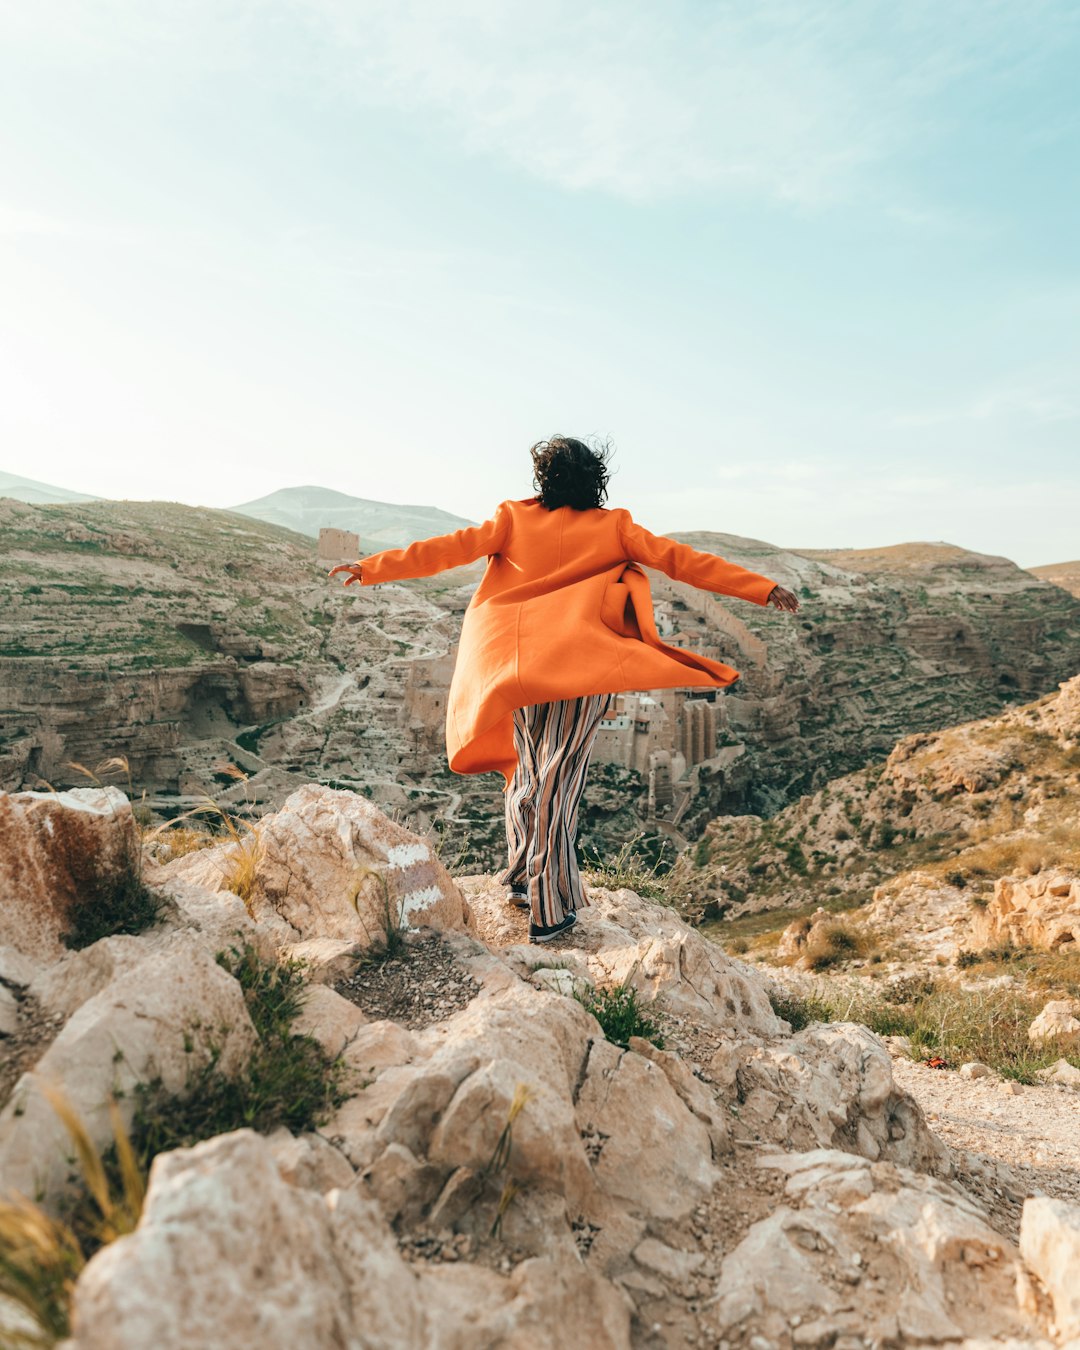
[577,982,665,1050]
[350,868,409,963]
[483,1083,534,1240]
[800,919,873,971]
[83,946,347,1230]
[62,854,164,951]
[767,976,1080,1083]
[582,835,674,903]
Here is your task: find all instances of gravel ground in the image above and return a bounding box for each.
[334,930,480,1029]
[0,985,64,1110]
[891,1055,1080,1239]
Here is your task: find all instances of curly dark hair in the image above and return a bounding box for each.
[530,436,612,511]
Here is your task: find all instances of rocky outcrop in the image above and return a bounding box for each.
[157,784,471,949]
[70,1128,631,1350]
[462,875,781,1038]
[971,872,1080,952]
[0,787,139,962]
[2,785,1072,1347]
[1020,1195,1080,1341]
[0,933,257,1203]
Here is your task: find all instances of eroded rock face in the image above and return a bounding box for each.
[0,933,257,1205]
[710,1022,948,1174]
[0,787,139,963]
[159,786,470,950]
[712,1149,1031,1346]
[1020,1194,1080,1340]
[971,872,1080,953]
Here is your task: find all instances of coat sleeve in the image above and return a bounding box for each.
[616,510,777,606]
[356,502,510,585]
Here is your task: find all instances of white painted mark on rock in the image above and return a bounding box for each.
[387,843,430,869]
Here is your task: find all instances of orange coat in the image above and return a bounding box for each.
[357,498,777,784]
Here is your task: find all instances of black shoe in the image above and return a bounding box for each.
[507,887,529,909]
[529,911,578,943]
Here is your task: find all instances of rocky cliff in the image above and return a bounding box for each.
[4,498,1080,871]
[679,671,1080,922]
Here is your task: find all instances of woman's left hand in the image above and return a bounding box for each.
[328,563,364,587]
[766,585,800,612]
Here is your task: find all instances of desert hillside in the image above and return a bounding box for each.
[1030,560,1080,599]
[230,484,476,546]
[680,671,1080,922]
[5,496,1080,873]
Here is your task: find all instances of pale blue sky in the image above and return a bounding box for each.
[1,1,1078,565]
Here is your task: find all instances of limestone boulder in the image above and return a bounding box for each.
[1035,1057,1080,1089]
[0,932,256,1205]
[710,1149,1031,1346]
[264,1128,356,1193]
[0,787,143,963]
[70,1131,362,1350]
[1027,998,1080,1049]
[420,1257,631,1349]
[284,935,364,984]
[161,786,470,951]
[26,934,157,1021]
[710,1021,947,1173]
[1020,1195,1080,1340]
[291,985,367,1058]
[971,872,1080,953]
[163,878,269,958]
[575,1036,718,1221]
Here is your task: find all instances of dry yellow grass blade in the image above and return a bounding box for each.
[0,1192,84,1347]
[39,1086,144,1245]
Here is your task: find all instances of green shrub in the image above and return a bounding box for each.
[64,858,164,951]
[75,946,347,1250]
[582,837,670,903]
[577,983,664,1050]
[767,987,833,1031]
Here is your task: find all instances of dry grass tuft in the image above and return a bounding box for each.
[0,1090,146,1347]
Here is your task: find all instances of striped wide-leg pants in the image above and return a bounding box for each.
[498,693,613,928]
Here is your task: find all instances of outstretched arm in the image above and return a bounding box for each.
[617,510,796,609]
[329,503,510,588]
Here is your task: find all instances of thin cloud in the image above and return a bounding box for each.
[5,1,1075,206]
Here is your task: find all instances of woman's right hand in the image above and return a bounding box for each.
[766,585,800,612]
[328,563,364,587]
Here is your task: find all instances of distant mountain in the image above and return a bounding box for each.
[0,469,99,506]
[230,485,475,548]
[1029,561,1080,599]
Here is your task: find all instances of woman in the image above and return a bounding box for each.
[331,437,799,943]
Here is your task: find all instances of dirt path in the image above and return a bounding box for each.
[891,1056,1080,1238]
